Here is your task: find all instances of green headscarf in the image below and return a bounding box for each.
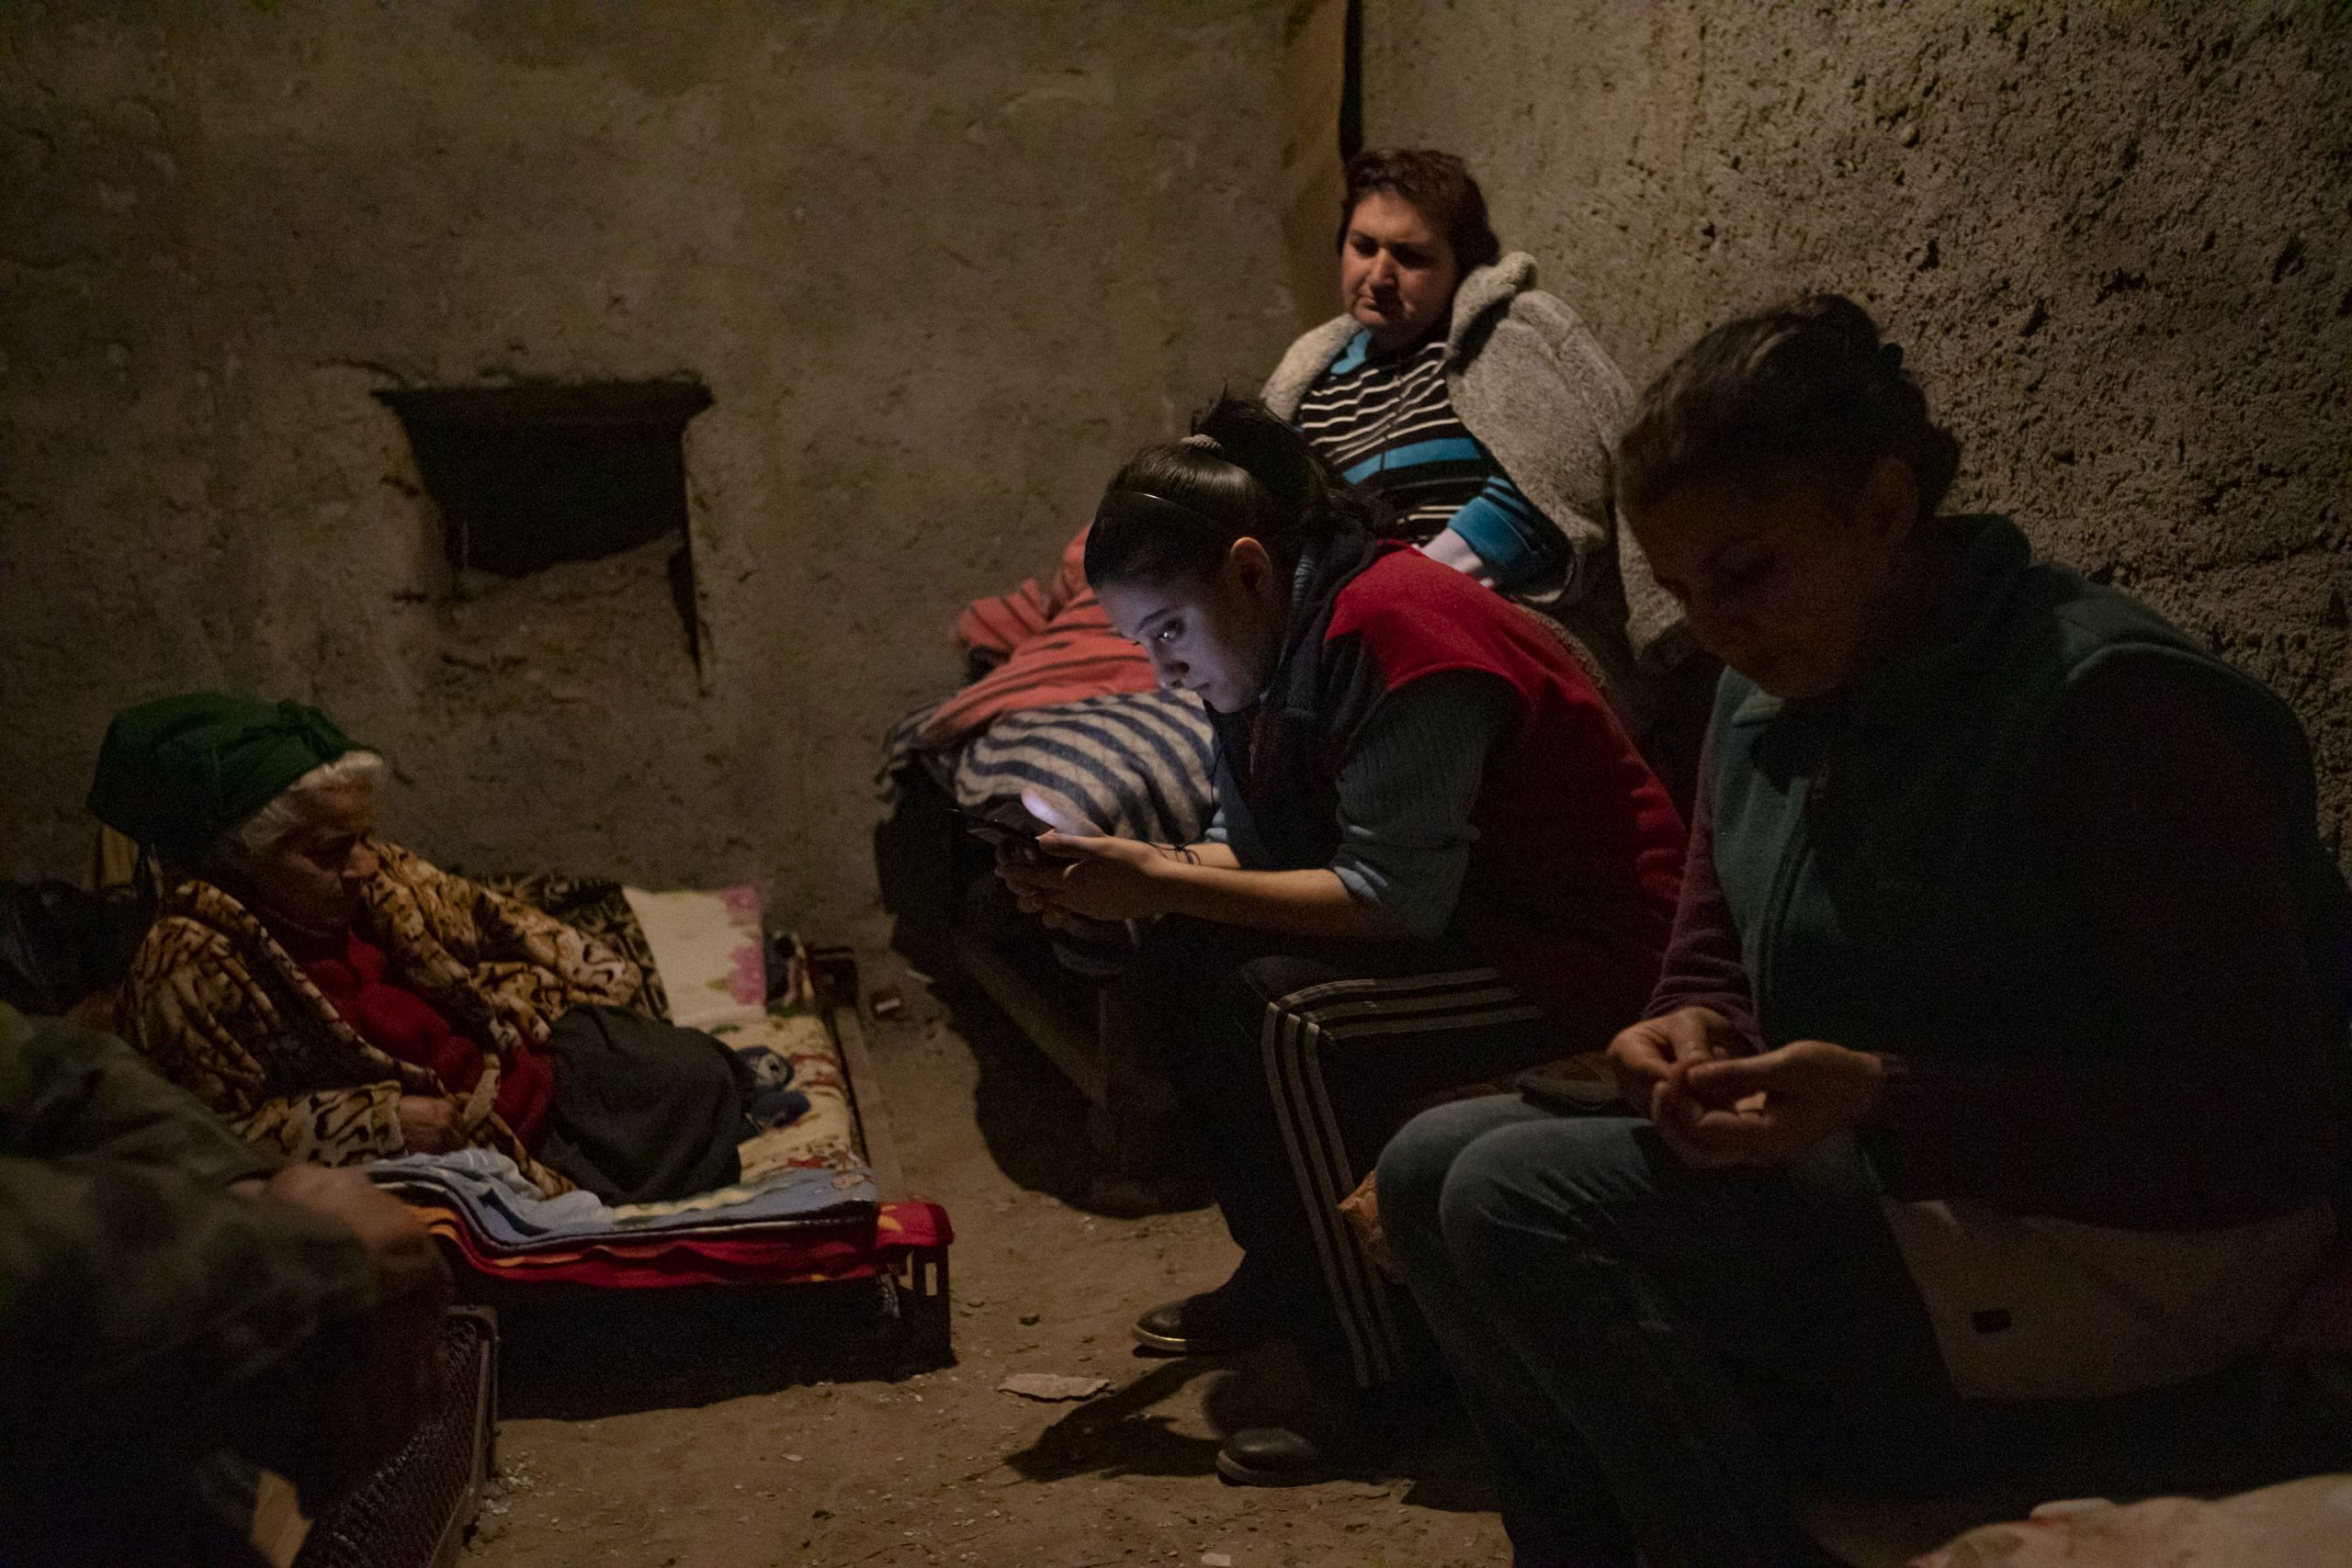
[87,694,366,863]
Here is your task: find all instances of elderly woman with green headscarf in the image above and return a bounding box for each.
[96,694,752,1202]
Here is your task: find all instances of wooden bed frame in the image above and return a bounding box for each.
[877,761,1181,1176]
[829,998,950,1360]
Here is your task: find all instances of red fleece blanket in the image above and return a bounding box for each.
[412,1199,952,1288]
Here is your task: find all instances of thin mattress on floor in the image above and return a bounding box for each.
[369,882,942,1286]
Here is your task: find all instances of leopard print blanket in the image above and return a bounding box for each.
[119,840,644,1190]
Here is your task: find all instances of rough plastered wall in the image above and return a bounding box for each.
[1364,1,2352,840]
[0,0,1297,929]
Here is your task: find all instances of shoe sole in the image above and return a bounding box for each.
[1129,1324,1259,1356]
[1214,1450,1334,1488]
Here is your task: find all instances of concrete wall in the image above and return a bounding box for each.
[1364,1,2352,840]
[0,0,1297,928]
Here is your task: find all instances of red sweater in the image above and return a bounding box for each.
[294,928,557,1149]
[1223,542,1686,1036]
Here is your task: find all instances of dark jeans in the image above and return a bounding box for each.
[1125,917,1564,1390]
[1377,1095,1954,1568]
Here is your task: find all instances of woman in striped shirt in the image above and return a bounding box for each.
[1264,148,1704,793]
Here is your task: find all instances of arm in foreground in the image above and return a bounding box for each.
[1658,666,2341,1223]
[0,1007,449,1505]
[1004,673,1514,942]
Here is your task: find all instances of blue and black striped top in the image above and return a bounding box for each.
[1293,329,1566,590]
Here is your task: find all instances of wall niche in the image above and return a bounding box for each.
[377,379,711,660]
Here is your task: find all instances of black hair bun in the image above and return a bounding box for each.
[1191,396,1322,515]
[1613,290,1962,521]
[1785,292,1883,359]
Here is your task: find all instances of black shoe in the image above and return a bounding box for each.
[1215,1377,1434,1487]
[1131,1272,1275,1356]
[1215,1424,1339,1487]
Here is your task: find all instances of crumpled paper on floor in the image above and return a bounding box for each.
[996,1372,1111,1402]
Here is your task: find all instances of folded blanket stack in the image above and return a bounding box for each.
[877,526,1217,842]
[874,526,1220,984]
[373,1147,950,1288]
[917,526,1159,750]
[954,690,1214,845]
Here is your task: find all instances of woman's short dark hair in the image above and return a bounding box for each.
[1611,294,1962,523]
[1338,148,1502,274]
[1084,397,1386,588]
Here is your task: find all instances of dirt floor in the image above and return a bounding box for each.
[418,932,2316,1568]
[462,939,1514,1568]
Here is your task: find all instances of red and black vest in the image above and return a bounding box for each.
[1213,532,1686,1034]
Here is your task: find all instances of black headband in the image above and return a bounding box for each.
[1091,487,1238,546]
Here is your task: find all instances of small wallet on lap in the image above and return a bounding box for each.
[1514,1051,1623,1114]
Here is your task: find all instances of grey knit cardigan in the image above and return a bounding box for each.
[1261,253,1691,721]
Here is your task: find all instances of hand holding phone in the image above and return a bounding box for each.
[958,807,1046,863]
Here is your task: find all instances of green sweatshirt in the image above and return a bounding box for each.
[0,1002,376,1500]
[1702,516,2349,1219]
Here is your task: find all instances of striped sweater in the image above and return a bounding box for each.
[1293,329,1564,590]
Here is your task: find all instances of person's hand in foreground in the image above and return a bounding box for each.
[1003,830,1177,923]
[1607,1005,1743,1113]
[396,1095,466,1154]
[994,789,1171,926]
[253,1165,453,1501]
[1651,1040,1887,1168]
